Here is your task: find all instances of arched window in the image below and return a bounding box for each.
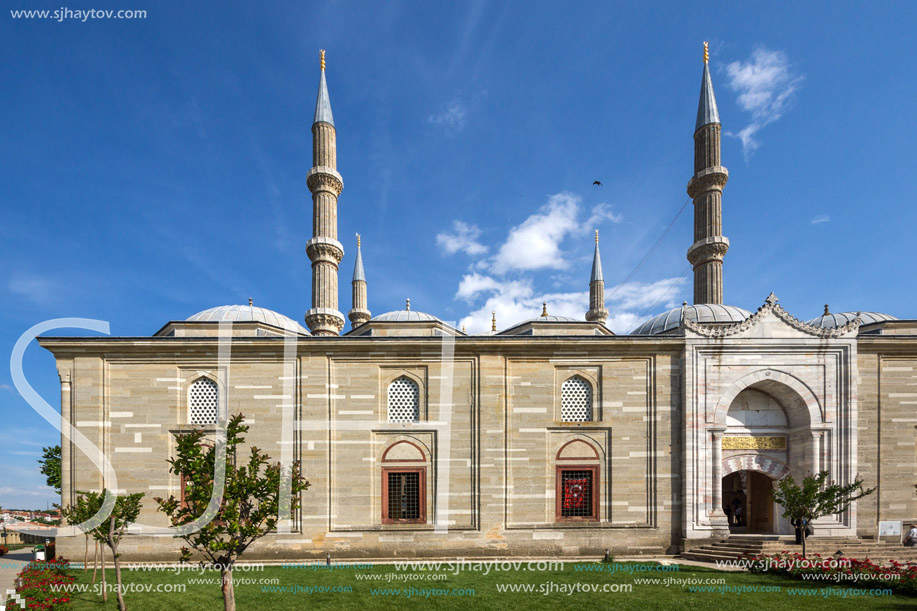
[561,376,593,422]
[388,377,419,423]
[189,378,219,425]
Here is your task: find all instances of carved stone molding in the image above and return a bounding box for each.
[687,166,729,199]
[305,310,345,335]
[306,240,344,264]
[307,168,344,196]
[687,240,730,267]
[683,292,861,338]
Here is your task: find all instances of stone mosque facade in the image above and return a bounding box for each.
[42,49,917,560]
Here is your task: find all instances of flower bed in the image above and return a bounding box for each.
[15,558,74,610]
[744,551,917,596]
[0,544,9,556]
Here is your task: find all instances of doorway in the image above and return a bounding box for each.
[722,470,775,534]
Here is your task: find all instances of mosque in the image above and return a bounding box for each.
[41,46,917,560]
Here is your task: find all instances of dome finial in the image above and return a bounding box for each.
[249,297,253,307]
[824,304,830,316]
[491,311,496,332]
[542,302,548,317]
[462,324,466,333]
[320,49,326,71]
[703,41,709,64]
[406,298,411,311]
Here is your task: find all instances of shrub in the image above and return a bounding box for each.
[15,558,74,610]
[0,544,9,555]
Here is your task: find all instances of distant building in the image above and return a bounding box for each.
[41,47,917,560]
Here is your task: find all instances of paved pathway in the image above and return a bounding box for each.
[0,549,32,606]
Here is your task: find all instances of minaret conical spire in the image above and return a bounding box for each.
[348,233,371,328]
[305,50,346,335]
[696,41,720,131]
[687,42,729,305]
[314,50,335,126]
[586,229,609,323]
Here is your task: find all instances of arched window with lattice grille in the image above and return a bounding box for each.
[189,378,219,425]
[388,377,419,423]
[561,376,593,422]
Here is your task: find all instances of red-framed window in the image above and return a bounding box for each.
[382,468,426,524]
[555,466,599,521]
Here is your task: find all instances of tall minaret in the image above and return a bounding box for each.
[585,229,609,323]
[348,234,371,328]
[687,42,729,305]
[305,50,346,336]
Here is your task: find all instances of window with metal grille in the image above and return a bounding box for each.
[388,377,419,423]
[561,376,593,422]
[558,469,596,519]
[189,378,218,425]
[383,470,424,523]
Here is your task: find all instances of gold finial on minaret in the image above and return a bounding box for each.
[406,298,411,311]
[595,229,599,244]
[824,304,830,316]
[320,49,326,71]
[542,302,548,317]
[703,41,709,64]
[356,232,361,247]
[491,311,496,332]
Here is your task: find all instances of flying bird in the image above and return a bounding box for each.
[593,180,602,186]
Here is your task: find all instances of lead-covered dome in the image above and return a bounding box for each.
[187,305,310,335]
[372,310,441,322]
[806,311,897,329]
[631,304,752,335]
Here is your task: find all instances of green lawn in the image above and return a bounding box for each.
[61,561,917,610]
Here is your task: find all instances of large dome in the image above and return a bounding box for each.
[186,305,310,335]
[631,304,752,335]
[372,310,441,322]
[806,311,897,329]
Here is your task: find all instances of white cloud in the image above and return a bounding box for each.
[9,273,57,305]
[490,193,581,274]
[428,100,467,133]
[456,276,688,335]
[436,221,488,256]
[0,384,13,393]
[455,273,502,303]
[725,46,803,157]
[811,215,830,225]
[584,203,623,229]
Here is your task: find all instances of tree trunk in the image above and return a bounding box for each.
[802,528,807,559]
[108,513,126,611]
[91,540,98,584]
[101,542,108,602]
[84,534,88,572]
[221,565,235,611]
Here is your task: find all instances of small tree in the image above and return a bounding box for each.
[61,490,144,611]
[38,445,62,495]
[771,470,874,558]
[155,413,309,611]
[60,495,92,574]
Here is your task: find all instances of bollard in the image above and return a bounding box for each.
[326,552,331,567]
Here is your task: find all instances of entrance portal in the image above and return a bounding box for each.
[722,470,775,534]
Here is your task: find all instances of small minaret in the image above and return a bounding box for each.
[305,50,346,336]
[687,42,730,305]
[586,230,609,323]
[348,234,371,328]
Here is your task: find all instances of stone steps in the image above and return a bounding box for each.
[680,537,917,566]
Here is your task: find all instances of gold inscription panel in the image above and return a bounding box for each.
[721,436,787,450]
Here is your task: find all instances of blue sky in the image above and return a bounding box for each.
[2,1,916,508]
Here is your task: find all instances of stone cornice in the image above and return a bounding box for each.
[683,293,861,339]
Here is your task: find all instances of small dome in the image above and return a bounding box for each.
[506,314,580,328]
[187,305,310,335]
[806,311,897,329]
[372,310,441,323]
[631,304,752,335]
